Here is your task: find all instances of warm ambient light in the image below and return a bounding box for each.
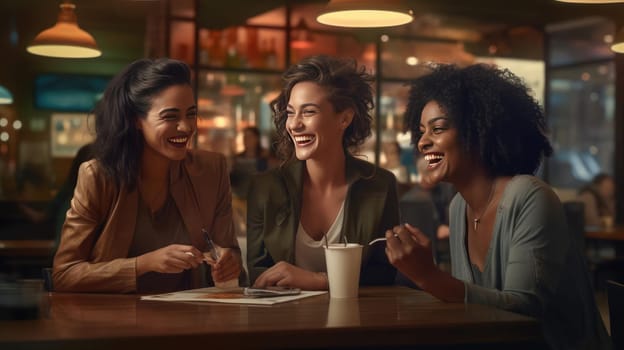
[291,18,314,49]
[316,0,413,28]
[611,28,624,53]
[0,85,13,104]
[554,0,624,2]
[27,1,101,58]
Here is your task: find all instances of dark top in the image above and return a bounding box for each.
[246,155,399,286]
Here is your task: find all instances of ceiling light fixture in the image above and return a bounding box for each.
[291,18,314,49]
[27,1,101,58]
[316,0,414,28]
[554,0,624,3]
[611,28,624,53]
[0,85,14,104]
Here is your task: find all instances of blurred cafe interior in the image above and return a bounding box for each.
[0,0,623,284]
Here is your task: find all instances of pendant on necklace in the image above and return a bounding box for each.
[473,218,480,231]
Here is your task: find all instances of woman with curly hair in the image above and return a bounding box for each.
[247,55,399,290]
[386,64,610,349]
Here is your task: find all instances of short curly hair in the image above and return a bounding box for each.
[405,63,553,176]
[270,55,374,161]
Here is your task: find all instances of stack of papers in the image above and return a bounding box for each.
[141,287,327,305]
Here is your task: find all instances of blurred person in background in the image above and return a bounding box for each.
[577,173,615,228]
[19,143,94,249]
[381,141,409,184]
[230,126,269,199]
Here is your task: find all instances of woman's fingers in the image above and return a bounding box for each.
[385,224,432,266]
[212,260,240,281]
[404,223,431,245]
[385,228,402,252]
[253,266,283,287]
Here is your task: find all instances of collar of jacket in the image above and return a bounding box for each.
[162,153,210,250]
[275,153,377,242]
[278,153,376,190]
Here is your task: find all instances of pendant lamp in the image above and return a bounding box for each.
[0,85,13,104]
[316,0,414,28]
[27,1,101,58]
[554,1,624,3]
[291,18,314,49]
[611,27,624,53]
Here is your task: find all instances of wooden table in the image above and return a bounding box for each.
[586,226,624,241]
[0,286,544,350]
[0,240,55,257]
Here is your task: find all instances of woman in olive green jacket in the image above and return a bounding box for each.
[247,55,399,290]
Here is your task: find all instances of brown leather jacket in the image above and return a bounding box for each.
[53,150,240,293]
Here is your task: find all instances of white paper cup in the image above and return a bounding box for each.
[324,243,363,298]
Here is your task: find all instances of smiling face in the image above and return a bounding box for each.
[417,100,469,187]
[137,84,197,162]
[285,81,351,161]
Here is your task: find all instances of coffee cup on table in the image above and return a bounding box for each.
[324,243,363,298]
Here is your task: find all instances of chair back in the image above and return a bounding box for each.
[608,279,624,350]
[42,267,53,292]
[562,201,586,254]
[399,195,437,262]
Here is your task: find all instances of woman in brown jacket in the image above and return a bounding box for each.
[53,58,241,293]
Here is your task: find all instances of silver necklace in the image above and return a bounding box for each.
[472,179,497,232]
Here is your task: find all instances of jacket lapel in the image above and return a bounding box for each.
[97,184,137,260]
[343,155,375,245]
[169,160,204,250]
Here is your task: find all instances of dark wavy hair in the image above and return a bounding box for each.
[93,58,192,191]
[270,55,374,161]
[405,63,553,176]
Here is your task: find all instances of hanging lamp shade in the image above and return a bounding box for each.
[0,85,13,104]
[316,0,414,28]
[554,0,624,3]
[611,28,624,53]
[27,1,101,58]
[291,18,314,49]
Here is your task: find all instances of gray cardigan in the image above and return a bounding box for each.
[449,175,611,350]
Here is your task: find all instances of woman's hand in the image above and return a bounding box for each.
[385,223,437,287]
[136,244,204,276]
[204,247,242,283]
[253,261,328,290]
[386,223,465,302]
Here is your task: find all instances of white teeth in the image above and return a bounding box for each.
[169,137,188,144]
[424,154,444,161]
[293,135,315,143]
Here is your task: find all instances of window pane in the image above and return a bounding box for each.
[198,27,285,70]
[381,38,475,79]
[379,82,415,182]
[547,18,614,68]
[196,71,282,157]
[547,62,615,188]
[289,32,376,70]
[170,0,195,18]
[169,21,195,64]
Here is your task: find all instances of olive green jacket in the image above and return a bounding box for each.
[246,155,399,285]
